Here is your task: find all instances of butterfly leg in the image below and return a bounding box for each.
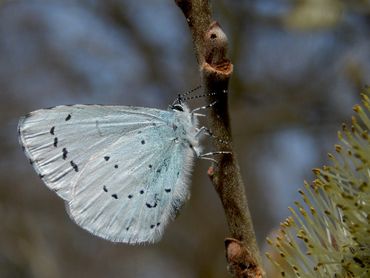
[200,151,232,156]
[194,126,211,138]
[198,151,232,164]
[193,113,206,117]
[191,101,218,113]
[198,156,218,164]
[190,89,230,113]
[195,126,229,145]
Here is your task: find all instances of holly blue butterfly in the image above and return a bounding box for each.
[18,96,216,244]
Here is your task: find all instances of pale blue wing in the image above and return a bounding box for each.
[68,123,195,243]
[18,104,170,200]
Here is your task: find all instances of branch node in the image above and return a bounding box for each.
[204,21,229,66]
[207,166,215,178]
[225,238,264,278]
[202,62,233,81]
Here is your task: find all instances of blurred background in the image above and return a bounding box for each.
[1,0,369,277]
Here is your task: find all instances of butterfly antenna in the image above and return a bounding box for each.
[171,85,202,106]
[182,89,228,102]
[179,85,202,98]
[171,89,228,108]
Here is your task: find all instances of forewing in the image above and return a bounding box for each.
[18,105,167,200]
[68,124,195,243]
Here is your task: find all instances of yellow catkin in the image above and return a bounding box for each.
[266,88,370,277]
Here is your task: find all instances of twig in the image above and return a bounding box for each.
[175,1,264,277]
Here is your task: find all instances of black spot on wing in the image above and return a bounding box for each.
[140,190,144,194]
[70,160,78,172]
[146,202,157,208]
[141,140,145,145]
[104,156,110,161]
[157,222,160,226]
[148,164,152,169]
[50,126,55,135]
[353,257,365,268]
[146,194,159,208]
[111,194,118,199]
[128,194,133,199]
[53,137,58,147]
[65,114,71,121]
[62,148,68,160]
[103,185,108,192]
[150,225,155,229]
[114,164,118,169]
[165,189,171,193]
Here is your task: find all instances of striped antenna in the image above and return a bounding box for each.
[181,89,228,102]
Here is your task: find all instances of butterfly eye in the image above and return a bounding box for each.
[171,104,184,112]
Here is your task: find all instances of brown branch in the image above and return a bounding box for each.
[175,1,264,277]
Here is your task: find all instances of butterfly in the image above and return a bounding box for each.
[17,95,221,244]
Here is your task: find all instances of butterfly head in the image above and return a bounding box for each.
[170,103,201,156]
